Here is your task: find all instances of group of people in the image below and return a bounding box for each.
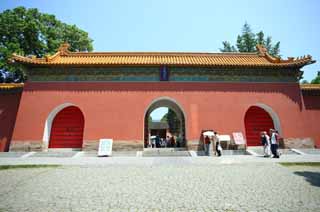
[204,132,222,157]
[260,129,281,158]
[150,135,183,148]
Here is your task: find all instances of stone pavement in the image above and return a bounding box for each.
[0,154,320,211]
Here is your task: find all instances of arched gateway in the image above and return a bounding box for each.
[44,104,84,149]
[244,104,281,146]
[9,43,316,152]
[144,97,186,148]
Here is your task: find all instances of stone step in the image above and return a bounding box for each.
[0,152,27,158]
[196,150,248,156]
[142,150,190,157]
[247,147,299,155]
[30,152,78,158]
[295,148,320,155]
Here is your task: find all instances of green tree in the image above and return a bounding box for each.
[0,7,93,81]
[148,116,153,125]
[161,108,181,135]
[220,22,281,57]
[311,73,320,84]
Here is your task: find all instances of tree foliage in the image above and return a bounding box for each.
[0,7,93,81]
[161,108,181,135]
[220,22,281,57]
[311,74,320,84]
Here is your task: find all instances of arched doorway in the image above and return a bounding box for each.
[244,105,280,146]
[144,97,186,148]
[48,106,84,148]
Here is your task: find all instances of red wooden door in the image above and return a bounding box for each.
[49,106,84,148]
[245,106,274,146]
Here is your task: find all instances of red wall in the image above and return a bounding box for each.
[0,91,22,151]
[302,95,320,147]
[10,82,320,147]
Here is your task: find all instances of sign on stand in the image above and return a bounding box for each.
[232,132,246,145]
[98,139,113,157]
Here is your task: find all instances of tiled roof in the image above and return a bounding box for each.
[301,84,320,96]
[300,84,320,90]
[0,83,24,90]
[11,44,315,68]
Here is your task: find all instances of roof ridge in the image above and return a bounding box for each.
[10,43,315,68]
[66,51,259,57]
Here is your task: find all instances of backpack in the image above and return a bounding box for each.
[261,136,267,146]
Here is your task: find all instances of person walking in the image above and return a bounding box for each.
[261,131,271,157]
[204,135,211,156]
[214,132,222,157]
[270,129,279,158]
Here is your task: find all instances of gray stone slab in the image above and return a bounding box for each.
[142,150,190,157]
[0,162,319,211]
[297,149,320,155]
[30,152,78,158]
[0,152,27,158]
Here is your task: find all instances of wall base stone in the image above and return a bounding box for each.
[10,141,43,152]
[83,140,143,152]
[186,139,202,151]
[284,137,315,149]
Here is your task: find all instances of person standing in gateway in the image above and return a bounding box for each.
[204,135,211,156]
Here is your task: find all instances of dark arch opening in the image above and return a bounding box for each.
[49,106,84,148]
[244,106,275,146]
[144,98,186,148]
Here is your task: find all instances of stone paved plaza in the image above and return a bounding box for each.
[0,155,320,212]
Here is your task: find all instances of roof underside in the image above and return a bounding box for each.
[11,44,315,68]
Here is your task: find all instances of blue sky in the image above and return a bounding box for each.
[1,0,320,119]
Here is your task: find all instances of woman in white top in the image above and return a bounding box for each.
[270,129,279,158]
[261,131,271,157]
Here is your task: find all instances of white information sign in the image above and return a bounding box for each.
[218,135,231,142]
[98,139,113,156]
[232,132,246,145]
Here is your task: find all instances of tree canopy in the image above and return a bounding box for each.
[220,23,280,57]
[161,109,181,135]
[311,73,320,84]
[0,6,93,82]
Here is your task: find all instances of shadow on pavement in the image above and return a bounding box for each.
[294,171,320,187]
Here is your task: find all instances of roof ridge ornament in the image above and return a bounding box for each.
[58,43,71,56]
[256,44,268,56]
[256,44,281,63]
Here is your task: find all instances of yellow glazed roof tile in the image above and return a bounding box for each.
[11,44,315,68]
[0,83,24,90]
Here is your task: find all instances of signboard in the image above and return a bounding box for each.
[98,139,113,156]
[232,132,246,145]
[218,135,231,142]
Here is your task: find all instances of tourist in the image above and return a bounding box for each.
[204,135,211,156]
[170,136,176,148]
[160,138,165,148]
[176,136,180,148]
[151,137,156,148]
[214,132,222,157]
[166,136,171,147]
[261,131,270,157]
[270,129,279,158]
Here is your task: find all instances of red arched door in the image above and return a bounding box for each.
[49,106,84,148]
[245,106,274,146]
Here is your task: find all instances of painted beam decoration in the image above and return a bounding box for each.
[160,65,169,81]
